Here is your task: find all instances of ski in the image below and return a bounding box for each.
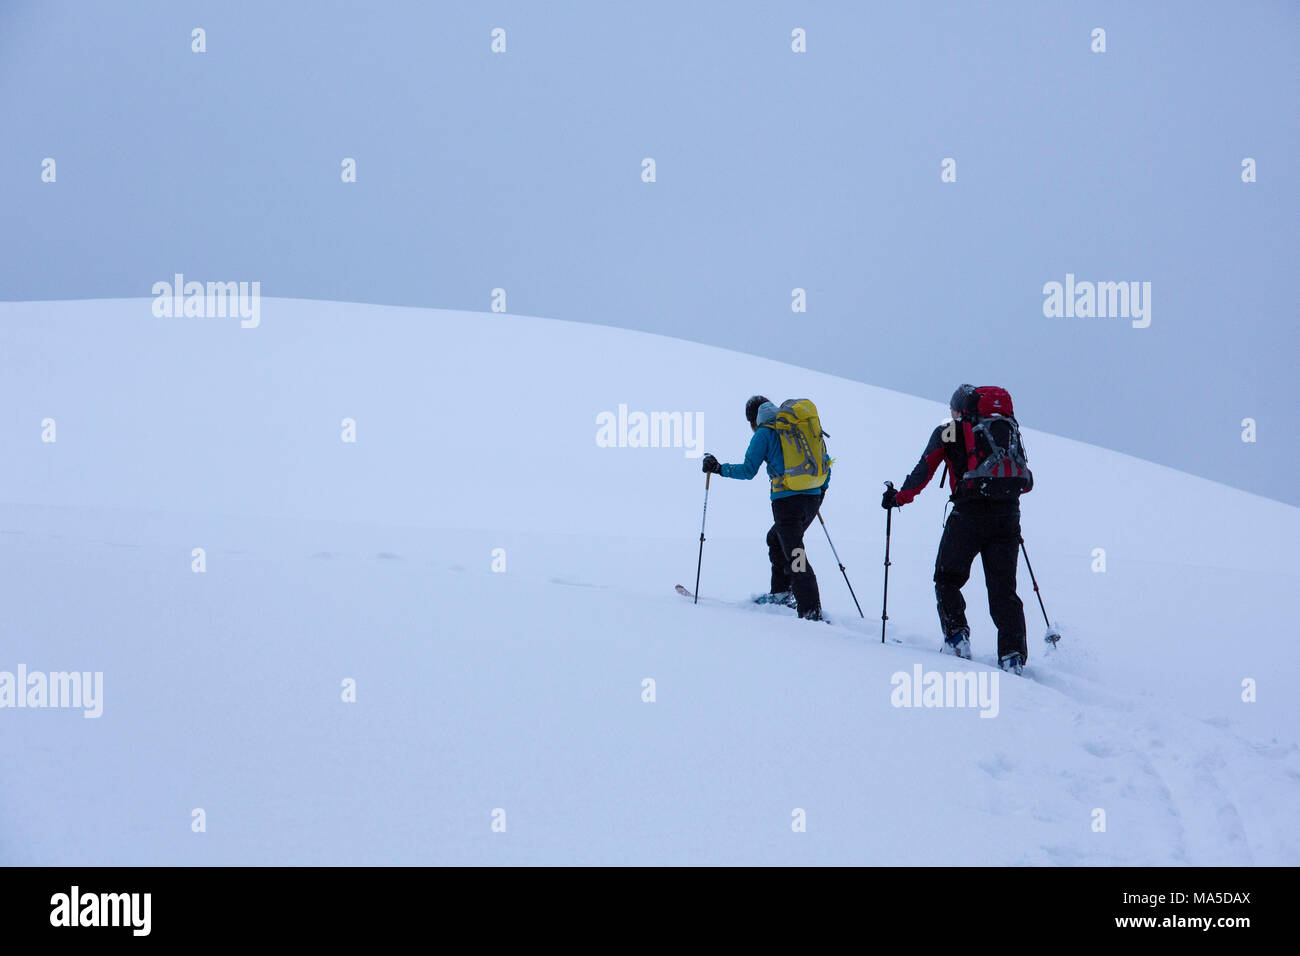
[676,586,833,624]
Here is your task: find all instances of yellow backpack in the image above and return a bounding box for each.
[761,398,831,493]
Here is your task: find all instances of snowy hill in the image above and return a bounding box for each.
[1,297,1296,865]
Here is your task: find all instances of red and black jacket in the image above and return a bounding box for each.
[893,421,1032,512]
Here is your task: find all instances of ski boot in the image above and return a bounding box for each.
[998,652,1024,676]
[941,628,971,660]
[755,591,797,608]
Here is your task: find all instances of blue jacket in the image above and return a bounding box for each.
[720,404,831,501]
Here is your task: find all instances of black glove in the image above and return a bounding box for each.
[881,486,898,510]
[702,453,722,475]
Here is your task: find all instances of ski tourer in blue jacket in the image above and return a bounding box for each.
[699,396,829,620]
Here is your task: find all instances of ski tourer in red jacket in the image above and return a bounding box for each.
[882,385,1032,671]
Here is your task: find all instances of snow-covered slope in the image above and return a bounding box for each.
[1,298,1296,865]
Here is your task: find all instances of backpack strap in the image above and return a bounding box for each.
[963,421,978,473]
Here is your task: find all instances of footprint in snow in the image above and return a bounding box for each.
[550,576,601,589]
[977,754,1014,780]
[1081,738,1124,759]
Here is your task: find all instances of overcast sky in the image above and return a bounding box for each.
[2,1,1296,503]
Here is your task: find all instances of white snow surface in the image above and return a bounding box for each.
[0,298,1296,865]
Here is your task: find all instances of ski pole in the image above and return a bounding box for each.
[1019,535,1060,645]
[817,512,864,618]
[693,473,711,604]
[881,481,894,644]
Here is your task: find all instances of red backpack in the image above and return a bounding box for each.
[955,386,1032,499]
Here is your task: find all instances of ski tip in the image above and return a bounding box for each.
[674,584,693,598]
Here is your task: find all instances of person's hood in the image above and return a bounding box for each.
[755,401,779,426]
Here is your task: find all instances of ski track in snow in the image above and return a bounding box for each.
[873,622,1291,865]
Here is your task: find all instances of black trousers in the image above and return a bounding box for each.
[766,493,823,615]
[934,507,1028,661]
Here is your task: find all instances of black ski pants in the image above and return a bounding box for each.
[934,506,1028,661]
[766,492,823,616]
